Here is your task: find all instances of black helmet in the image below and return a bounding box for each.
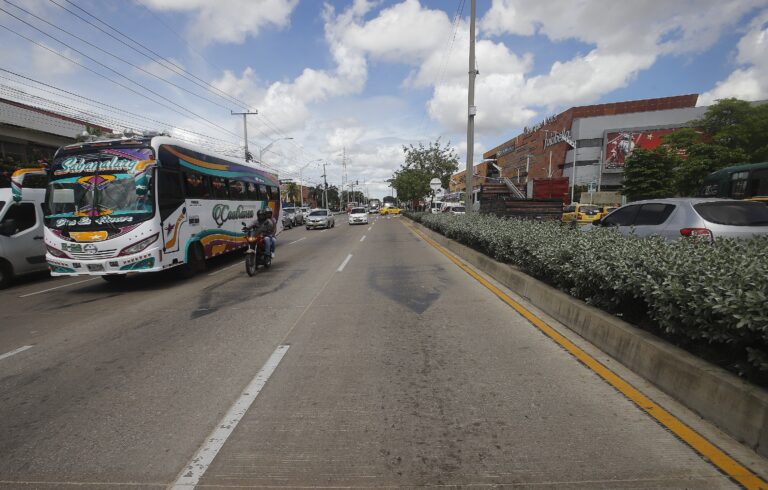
[257,209,268,220]
[265,208,273,218]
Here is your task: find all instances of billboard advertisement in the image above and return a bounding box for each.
[604,128,680,168]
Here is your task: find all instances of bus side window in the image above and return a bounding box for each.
[246,182,260,201]
[230,180,247,200]
[157,169,184,221]
[731,171,749,199]
[750,169,768,197]
[269,186,278,201]
[259,185,268,201]
[211,177,229,199]
[183,172,210,199]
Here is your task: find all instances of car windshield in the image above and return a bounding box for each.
[45,147,155,229]
[579,205,600,213]
[309,210,328,216]
[351,208,365,214]
[453,206,466,212]
[694,201,768,226]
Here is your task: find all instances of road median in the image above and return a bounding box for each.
[407,216,768,459]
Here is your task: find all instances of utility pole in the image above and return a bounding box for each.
[322,162,329,209]
[465,0,477,213]
[231,110,258,161]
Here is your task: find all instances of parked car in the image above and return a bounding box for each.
[306,209,335,229]
[0,186,48,288]
[282,207,304,226]
[444,205,466,215]
[348,207,368,225]
[585,198,768,241]
[562,203,602,225]
[299,207,310,219]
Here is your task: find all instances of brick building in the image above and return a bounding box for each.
[480,94,707,194]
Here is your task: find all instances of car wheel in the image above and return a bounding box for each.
[306,226,310,230]
[179,242,206,278]
[0,260,13,289]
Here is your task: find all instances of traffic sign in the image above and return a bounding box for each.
[430,178,441,191]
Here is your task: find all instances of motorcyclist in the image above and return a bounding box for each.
[264,208,277,257]
[248,209,274,257]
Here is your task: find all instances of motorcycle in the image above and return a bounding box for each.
[241,222,272,276]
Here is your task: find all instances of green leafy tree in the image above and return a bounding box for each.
[623,148,678,201]
[285,182,300,204]
[389,139,459,202]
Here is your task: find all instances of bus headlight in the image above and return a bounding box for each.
[46,244,69,258]
[118,233,159,256]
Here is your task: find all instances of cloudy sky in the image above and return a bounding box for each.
[1,0,767,197]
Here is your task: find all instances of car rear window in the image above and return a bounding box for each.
[452,206,466,212]
[351,208,365,213]
[694,201,768,226]
[309,210,328,216]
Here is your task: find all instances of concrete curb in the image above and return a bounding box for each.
[411,220,768,457]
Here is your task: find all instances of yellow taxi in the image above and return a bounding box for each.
[561,203,602,224]
[600,206,619,219]
[380,206,401,215]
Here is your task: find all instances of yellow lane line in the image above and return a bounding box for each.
[405,221,767,490]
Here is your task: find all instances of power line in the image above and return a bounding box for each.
[0,22,248,144]
[1,1,240,113]
[49,0,249,111]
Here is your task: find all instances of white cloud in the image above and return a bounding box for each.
[32,42,79,76]
[699,9,768,105]
[140,0,299,46]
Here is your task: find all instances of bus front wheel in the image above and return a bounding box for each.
[179,243,206,278]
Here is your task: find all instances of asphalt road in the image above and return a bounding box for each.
[0,215,764,488]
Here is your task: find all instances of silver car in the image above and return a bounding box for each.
[586,198,768,240]
[305,209,335,229]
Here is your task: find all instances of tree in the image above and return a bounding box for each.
[622,148,678,201]
[389,139,459,202]
[285,182,300,204]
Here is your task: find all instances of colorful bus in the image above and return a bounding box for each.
[701,162,768,200]
[43,135,281,281]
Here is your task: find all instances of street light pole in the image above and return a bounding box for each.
[259,136,294,165]
[299,159,321,207]
[465,0,477,213]
[231,110,258,161]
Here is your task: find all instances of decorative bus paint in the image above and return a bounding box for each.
[701,162,768,200]
[43,136,281,277]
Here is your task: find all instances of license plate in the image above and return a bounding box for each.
[87,263,105,272]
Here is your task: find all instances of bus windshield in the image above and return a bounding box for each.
[46,147,155,229]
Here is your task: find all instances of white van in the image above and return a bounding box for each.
[0,174,49,288]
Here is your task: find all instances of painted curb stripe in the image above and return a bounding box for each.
[405,221,767,490]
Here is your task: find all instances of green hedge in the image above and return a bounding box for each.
[408,212,768,383]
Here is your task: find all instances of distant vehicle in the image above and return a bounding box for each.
[299,206,310,219]
[43,135,282,281]
[585,198,768,241]
[282,207,303,226]
[430,201,444,214]
[306,209,335,229]
[281,212,293,229]
[562,203,601,225]
[381,206,401,215]
[443,205,466,215]
[348,207,368,225]
[0,169,49,288]
[701,162,768,200]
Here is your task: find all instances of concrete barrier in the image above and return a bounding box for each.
[412,220,768,457]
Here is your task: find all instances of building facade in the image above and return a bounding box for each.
[0,98,110,171]
[481,94,707,193]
